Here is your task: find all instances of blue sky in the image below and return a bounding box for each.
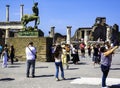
[0,0,120,36]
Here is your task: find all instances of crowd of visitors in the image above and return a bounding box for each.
[0,40,119,88]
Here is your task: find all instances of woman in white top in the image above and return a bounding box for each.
[2,48,8,68]
[54,45,65,81]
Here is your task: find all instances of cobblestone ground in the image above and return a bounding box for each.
[0,49,120,88]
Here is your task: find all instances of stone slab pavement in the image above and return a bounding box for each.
[0,52,120,88]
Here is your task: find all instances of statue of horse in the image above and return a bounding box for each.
[21,14,40,29]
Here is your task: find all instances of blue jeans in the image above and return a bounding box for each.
[26,60,35,77]
[101,65,110,87]
[55,62,64,78]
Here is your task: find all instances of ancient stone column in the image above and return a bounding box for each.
[5,29,9,44]
[50,27,55,37]
[84,30,88,45]
[6,5,10,22]
[80,31,82,39]
[50,26,55,43]
[106,26,111,42]
[20,4,24,20]
[5,29,9,38]
[66,26,72,44]
[5,5,10,44]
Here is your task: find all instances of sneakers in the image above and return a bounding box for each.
[102,86,110,88]
[26,75,35,78]
[56,78,60,81]
[26,75,29,78]
[62,78,66,80]
[56,78,66,81]
[32,75,35,78]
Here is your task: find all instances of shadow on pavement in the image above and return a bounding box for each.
[68,61,87,65]
[77,62,87,65]
[110,68,120,70]
[68,67,79,70]
[8,66,20,68]
[35,66,48,69]
[0,78,15,81]
[35,74,54,78]
[10,62,25,65]
[65,77,80,80]
[110,84,120,88]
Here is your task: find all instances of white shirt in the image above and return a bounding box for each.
[25,46,36,60]
[2,51,8,61]
[55,54,62,62]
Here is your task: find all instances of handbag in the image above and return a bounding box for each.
[28,47,37,59]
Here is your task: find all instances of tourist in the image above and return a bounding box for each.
[92,44,100,67]
[79,42,86,58]
[87,44,92,58]
[50,44,56,61]
[10,45,15,64]
[61,44,69,69]
[100,45,118,88]
[71,45,79,64]
[2,48,8,68]
[54,45,65,81]
[4,44,9,61]
[65,44,70,68]
[25,42,37,78]
[0,44,3,59]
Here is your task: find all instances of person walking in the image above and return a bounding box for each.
[54,45,65,81]
[25,42,37,78]
[4,44,9,61]
[61,44,69,69]
[79,42,86,58]
[87,44,92,58]
[92,44,100,67]
[65,44,70,68]
[71,45,79,64]
[100,45,118,88]
[0,44,3,59]
[10,45,15,64]
[2,48,8,68]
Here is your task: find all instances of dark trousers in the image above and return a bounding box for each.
[101,64,110,87]
[26,60,35,77]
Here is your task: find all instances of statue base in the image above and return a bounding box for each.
[18,29,44,37]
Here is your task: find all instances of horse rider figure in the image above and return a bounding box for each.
[32,2,40,28]
[21,2,40,30]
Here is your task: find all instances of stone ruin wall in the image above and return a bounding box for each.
[6,37,53,62]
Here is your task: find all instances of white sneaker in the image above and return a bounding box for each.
[102,87,109,88]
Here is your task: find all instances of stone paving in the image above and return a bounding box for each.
[0,52,120,88]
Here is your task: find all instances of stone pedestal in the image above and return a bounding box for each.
[18,30,44,37]
[6,37,53,62]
